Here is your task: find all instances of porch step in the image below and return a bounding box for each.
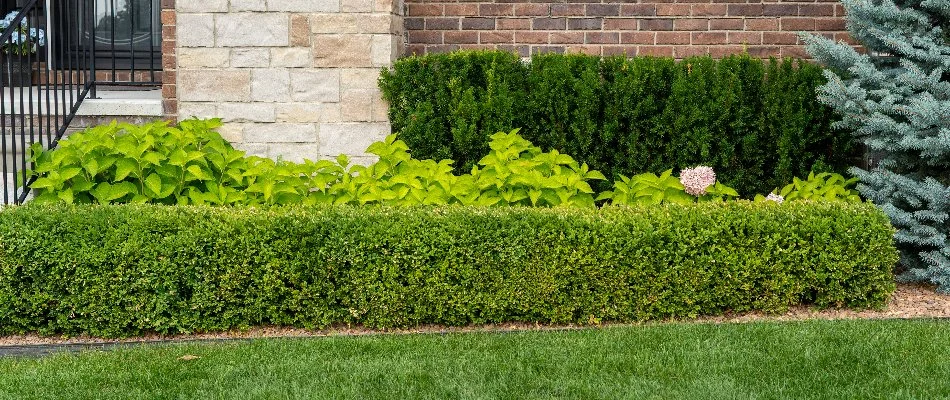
[2,88,163,117]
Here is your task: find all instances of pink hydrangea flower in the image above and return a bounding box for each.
[766,193,785,203]
[679,166,716,196]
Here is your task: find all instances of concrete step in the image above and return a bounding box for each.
[2,88,163,117]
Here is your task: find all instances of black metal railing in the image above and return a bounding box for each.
[0,0,94,204]
[0,0,161,204]
[57,0,162,88]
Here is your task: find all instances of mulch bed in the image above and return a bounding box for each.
[1,283,947,352]
[701,283,950,322]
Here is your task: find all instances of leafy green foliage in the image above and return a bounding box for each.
[0,202,897,337]
[598,170,739,206]
[335,136,458,206]
[754,172,861,203]
[27,123,607,208]
[27,119,256,205]
[464,130,606,207]
[379,51,853,196]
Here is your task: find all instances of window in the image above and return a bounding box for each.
[53,0,161,71]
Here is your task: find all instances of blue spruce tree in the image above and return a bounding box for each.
[803,0,950,291]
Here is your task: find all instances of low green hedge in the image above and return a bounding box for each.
[0,203,896,337]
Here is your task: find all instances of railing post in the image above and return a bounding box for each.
[88,0,97,99]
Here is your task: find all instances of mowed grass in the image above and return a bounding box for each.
[1,320,948,400]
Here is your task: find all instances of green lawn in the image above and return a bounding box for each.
[1,320,948,399]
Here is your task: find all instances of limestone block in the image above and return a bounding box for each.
[178,70,251,102]
[178,0,228,12]
[371,91,389,122]
[244,123,318,143]
[318,122,389,156]
[371,35,397,67]
[342,0,374,13]
[218,102,277,123]
[231,48,271,68]
[216,13,289,47]
[230,0,267,12]
[290,69,341,102]
[310,15,392,34]
[341,89,375,122]
[391,15,404,35]
[276,103,323,123]
[177,102,218,119]
[374,0,393,14]
[267,143,323,163]
[251,69,292,102]
[270,48,311,68]
[340,68,381,90]
[320,103,343,122]
[266,0,338,12]
[178,48,230,68]
[177,14,215,47]
[235,142,270,157]
[290,14,311,47]
[312,35,373,68]
[216,123,245,143]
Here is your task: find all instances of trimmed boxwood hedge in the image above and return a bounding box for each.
[0,203,896,337]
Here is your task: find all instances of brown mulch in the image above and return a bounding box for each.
[1,283,948,348]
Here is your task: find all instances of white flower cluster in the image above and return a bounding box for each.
[679,166,717,196]
[766,193,785,203]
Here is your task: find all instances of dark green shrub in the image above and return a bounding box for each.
[379,51,853,196]
[0,202,896,337]
[380,51,528,171]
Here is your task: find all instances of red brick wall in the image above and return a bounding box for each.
[404,0,852,58]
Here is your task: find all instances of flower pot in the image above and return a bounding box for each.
[1,54,31,87]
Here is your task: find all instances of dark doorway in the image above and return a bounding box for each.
[53,0,161,72]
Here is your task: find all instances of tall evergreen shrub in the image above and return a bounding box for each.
[380,51,528,171]
[379,51,851,196]
[804,0,950,290]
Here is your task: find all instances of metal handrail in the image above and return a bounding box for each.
[0,0,161,203]
[0,0,94,203]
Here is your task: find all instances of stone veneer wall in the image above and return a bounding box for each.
[172,0,403,163]
[404,0,852,58]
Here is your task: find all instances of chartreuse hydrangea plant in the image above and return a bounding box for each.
[597,166,738,206]
[25,119,249,205]
[25,122,608,208]
[754,172,861,204]
[463,129,606,207]
[330,135,461,206]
